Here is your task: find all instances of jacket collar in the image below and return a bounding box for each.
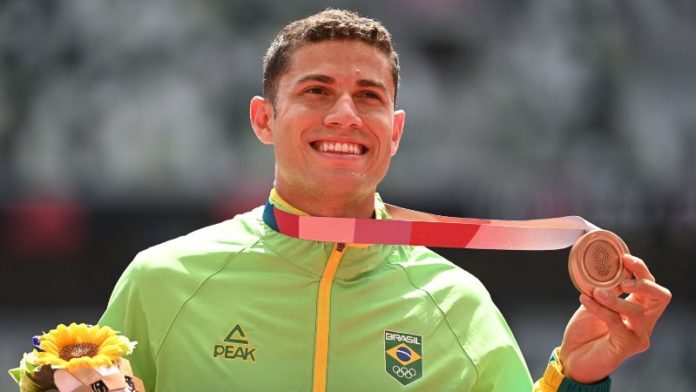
[259,188,398,280]
[267,188,390,220]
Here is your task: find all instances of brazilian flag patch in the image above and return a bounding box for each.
[384,330,423,386]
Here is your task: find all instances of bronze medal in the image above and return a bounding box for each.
[568,230,632,297]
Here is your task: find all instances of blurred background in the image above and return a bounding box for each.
[1,0,694,390]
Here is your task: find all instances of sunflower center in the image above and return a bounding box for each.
[59,343,99,360]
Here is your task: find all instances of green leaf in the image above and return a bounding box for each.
[8,367,21,384]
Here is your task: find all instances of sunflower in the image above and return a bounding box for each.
[32,323,135,372]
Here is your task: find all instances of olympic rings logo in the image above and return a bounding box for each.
[392,366,417,379]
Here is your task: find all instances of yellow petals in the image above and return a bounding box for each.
[33,323,133,372]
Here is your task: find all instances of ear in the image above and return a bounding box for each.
[250,96,275,144]
[390,109,406,156]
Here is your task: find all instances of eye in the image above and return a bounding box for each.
[305,86,328,95]
[358,90,383,101]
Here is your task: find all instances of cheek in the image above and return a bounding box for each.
[369,117,396,148]
[275,138,311,167]
[280,110,316,140]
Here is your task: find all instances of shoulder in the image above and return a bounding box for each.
[390,245,491,305]
[125,206,266,282]
[101,206,267,339]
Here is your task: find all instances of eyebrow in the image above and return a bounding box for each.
[295,74,388,94]
[356,79,388,94]
[296,74,335,85]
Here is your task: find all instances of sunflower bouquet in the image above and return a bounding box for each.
[8,323,145,392]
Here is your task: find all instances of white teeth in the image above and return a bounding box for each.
[314,141,364,155]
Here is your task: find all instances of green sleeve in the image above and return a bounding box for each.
[469,296,533,391]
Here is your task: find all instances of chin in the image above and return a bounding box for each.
[311,173,376,195]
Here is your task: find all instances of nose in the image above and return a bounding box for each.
[324,94,363,129]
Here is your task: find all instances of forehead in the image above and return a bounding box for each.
[280,40,394,93]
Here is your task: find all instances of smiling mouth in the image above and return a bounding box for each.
[310,141,368,155]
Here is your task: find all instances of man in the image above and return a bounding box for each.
[99,9,671,391]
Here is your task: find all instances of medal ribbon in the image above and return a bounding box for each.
[263,201,599,250]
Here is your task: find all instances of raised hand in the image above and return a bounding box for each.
[558,254,671,383]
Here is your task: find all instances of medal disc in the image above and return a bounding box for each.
[568,230,631,297]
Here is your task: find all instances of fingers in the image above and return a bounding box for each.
[620,255,671,309]
[581,292,650,352]
[621,278,672,308]
[579,294,624,330]
[592,288,645,318]
[622,255,655,282]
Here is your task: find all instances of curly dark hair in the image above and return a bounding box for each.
[263,9,400,106]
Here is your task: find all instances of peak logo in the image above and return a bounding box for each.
[213,324,257,362]
[224,324,248,344]
[384,330,423,386]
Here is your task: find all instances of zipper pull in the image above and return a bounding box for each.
[336,242,346,252]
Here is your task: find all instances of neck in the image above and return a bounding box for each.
[275,183,375,218]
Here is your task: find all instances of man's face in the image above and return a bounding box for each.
[251,40,405,204]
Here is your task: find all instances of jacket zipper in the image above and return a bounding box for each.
[312,242,347,392]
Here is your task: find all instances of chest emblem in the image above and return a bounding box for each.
[212,324,257,362]
[384,330,423,385]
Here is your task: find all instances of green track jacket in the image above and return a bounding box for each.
[99,192,534,391]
